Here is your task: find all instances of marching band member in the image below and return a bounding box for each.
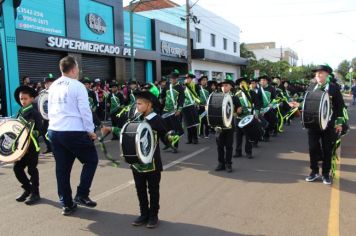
[258,75,277,141]
[107,81,125,140]
[198,75,210,138]
[102,90,173,228]
[162,69,185,153]
[41,75,56,154]
[184,72,200,144]
[234,77,261,159]
[302,65,345,185]
[13,85,43,205]
[215,77,239,173]
[48,56,98,215]
[82,77,101,130]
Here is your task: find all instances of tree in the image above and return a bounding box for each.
[336,59,350,80]
[240,43,256,60]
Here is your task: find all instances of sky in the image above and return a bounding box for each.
[124,0,356,69]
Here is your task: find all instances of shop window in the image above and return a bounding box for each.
[223,38,227,50]
[211,34,215,47]
[233,42,237,53]
[212,71,223,82]
[196,28,201,43]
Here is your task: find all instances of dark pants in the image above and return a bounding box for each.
[187,126,198,142]
[308,127,337,175]
[43,120,51,151]
[92,111,102,130]
[235,126,252,155]
[110,113,119,139]
[216,129,234,166]
[199,116,209,137]
[132,170,161,217]
[48,130,98,207]
[13,144,39,194]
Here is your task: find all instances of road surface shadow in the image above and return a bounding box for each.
[74,208,262,236]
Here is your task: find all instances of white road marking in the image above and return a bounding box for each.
[92,147,210,201]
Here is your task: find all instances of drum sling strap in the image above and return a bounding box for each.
[170,84,178,111]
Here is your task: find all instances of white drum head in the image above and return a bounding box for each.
[301,92,308,128]
[238,115,254,128]
[38,91,49,120]
[222,94,233,128]
[0,120,29,163]
[319,92,330,130]
[135,122,155,164]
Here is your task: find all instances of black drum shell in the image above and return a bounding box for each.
[182,105,199,128]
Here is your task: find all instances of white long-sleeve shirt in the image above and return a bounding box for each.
[48,75,94,132]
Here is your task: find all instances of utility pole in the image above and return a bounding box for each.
[186,0,192,72]
[129,0,135,82]
[280,45,283,61]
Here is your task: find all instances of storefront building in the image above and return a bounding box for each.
[0,0,162,116]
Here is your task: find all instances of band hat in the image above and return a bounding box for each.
[169,69,180,79]
[134,90,160,108]
[82,77,92,84]
[207,80,218,87]
[109,81,119,88]
[44,73,56,83]
[186,71,196,79]
[94,78,101,83]
[198,75,208,83]
[219,75,235,87]
[127,80,138,85]
[14,86,38,105]
[258,75,270,81]
[312,64,333,74]
[236,76,250,85]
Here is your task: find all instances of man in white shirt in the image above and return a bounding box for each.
[48,56,98,216]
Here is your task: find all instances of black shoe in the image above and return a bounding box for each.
[305,172,321,182]
[163,145,170,150]
[146,216,159,229]
[62,203,77,216]
[16,190,30,202]
[193,139,198,144]
[246,153,253,159]
[215,164,225,171]
[233,151,242,158]
[132,215,149,226]
[263,137,269,142]
[226,164,232,173]
[186,141,192,144]
[172,148,178,153]
[74,196,97,208]
[322,175,332,185]
[24,193,41,205]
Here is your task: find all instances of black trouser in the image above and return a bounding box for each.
[13,144,39,194]
[43,120,51,151]
[235,126,252,155]
[308,127,337,176]
[132,170,161,217]
[216,128,234,166]
[92,111,102,131]
[110,113,119,139]
[199,116,209,137]
[187,126,198,142]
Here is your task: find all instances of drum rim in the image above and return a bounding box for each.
[0,119,30,163]
[319,92,330,130]
[206,92,214,127]
[135,122,155,164]
[38,91,49,120]
[222,93,233,128]
[238,115,254,128]
[119,121,155,164]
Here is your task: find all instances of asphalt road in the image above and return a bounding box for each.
[1,98,355,236]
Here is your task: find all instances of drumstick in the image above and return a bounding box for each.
[98,126,120,167]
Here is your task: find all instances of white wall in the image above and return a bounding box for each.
[192,59,240,82]
[190,5,241,56]
[160,32,186,45]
